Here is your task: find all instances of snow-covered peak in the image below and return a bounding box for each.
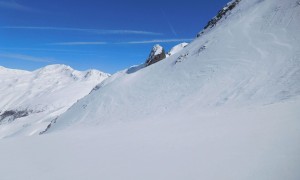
[41,64,72,70]
[152,44,163,56]
[31,64,110,81]
[145,44,166,66]
[34,64,73,74]
[84,69,110,80]
[167,42,189,56]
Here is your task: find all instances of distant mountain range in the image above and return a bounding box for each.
[0,64,109,138]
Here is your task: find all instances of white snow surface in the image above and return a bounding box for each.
[0,64,109,138]
[152,44,164,56]
[167,42,189,56]
[0,98,299,180]
[0,0,300,179]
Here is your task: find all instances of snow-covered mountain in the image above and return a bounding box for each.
[48,0,300,131]
[0,64,109,138]
[0,0,300,179]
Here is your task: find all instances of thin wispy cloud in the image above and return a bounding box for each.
[0,53,53,62]
[48,42,107,46]
[47,39,193,46]
[119,39,193,44]
[161,9,177,37]
[0,47,95,53]
[0,0,34,11]
[101,30,162,35]
[0,48,97,55]
[2,26,162,35]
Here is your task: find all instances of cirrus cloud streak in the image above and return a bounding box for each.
[2,26,162,35]
[0,53,54,62]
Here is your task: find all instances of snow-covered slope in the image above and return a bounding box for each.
[0,64,109,138]
[49,0,300,131]
[1,98,300,180]
[167,42,189,57]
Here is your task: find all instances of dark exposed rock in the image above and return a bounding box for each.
[39,117,58,135]
[175,52,189,64]
[0,110,32,124]
[145,44,166,66]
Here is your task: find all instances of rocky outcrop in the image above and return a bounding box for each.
[0,110,33,124]
[145,44,166,66]
[197,0,241,37]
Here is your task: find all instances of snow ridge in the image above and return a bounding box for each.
[167,42,189,56]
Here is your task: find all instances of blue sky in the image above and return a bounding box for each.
[0,0,229,73]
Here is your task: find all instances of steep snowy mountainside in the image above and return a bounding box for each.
[0,64,109,138]
[49,0,300,131]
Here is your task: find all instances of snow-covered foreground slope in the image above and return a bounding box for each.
[0,99,299,180]
[0,65,109,138]
[49,0,300,131]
